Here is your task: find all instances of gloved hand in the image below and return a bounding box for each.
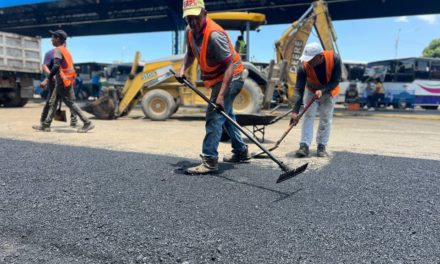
[214,103,225,113]
[290,112,299,126]
[175,74,186,84]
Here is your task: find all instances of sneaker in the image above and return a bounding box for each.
[186,155,218,175]
[317,144,328,157]
[223,146,250,163]
[32,124,50,132]
[295,143,309,158]
[77,122,94,133]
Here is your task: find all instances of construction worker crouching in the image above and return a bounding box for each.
[290,42,342,157]
[34,29,94,133]
[176,0,250,174]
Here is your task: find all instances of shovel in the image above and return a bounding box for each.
[251,96,316,158]
[170,69,308,183]
[54,100,67,122]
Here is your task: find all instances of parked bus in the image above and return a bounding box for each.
[363,57,440,110]
[335,61,367,104]
[74,62,110,100]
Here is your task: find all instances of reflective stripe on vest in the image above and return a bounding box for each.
[56,46,76,87]
[188,18,243,88]
[304,50,340,97]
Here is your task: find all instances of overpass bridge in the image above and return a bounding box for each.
[0,0,438,38]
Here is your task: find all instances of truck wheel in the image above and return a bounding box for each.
[2,98,28,107]
[421,105,438,110]
[233,78,263,114]
[396,99,407,109]
[141,89,176,121]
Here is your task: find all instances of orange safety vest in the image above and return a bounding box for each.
[56,46,76,87]
[188,17,243,88]
[304,50,340,97]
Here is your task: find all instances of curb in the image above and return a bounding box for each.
[334,112,440,121]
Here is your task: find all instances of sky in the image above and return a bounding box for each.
[39,13,440,65]
[0,1,438,64]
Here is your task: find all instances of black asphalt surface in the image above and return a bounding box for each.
[1,138,440,264]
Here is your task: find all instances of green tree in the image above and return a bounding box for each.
[423,38,440,58]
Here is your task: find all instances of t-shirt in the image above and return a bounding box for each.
[53,48,68,69]
[185,27,232,66]
[43,49,55,70]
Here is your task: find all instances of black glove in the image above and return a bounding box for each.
[175,75,186,84]
[214,103,225,113]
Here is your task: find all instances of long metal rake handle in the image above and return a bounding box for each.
[170,69,308,183]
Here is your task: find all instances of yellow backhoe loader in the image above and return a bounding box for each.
[84,12,267,120]
[262,0,345,108]
[84,0,343,120]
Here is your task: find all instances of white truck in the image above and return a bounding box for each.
[0,31,41,107]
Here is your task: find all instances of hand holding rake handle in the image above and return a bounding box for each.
[252,96,317,158]
[170,69,308,183]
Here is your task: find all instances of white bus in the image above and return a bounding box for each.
[336,61,366,104]
[364,57,440,110]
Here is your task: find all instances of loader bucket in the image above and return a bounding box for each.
[82,96,116,120]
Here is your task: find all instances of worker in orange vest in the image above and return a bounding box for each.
[290,42,342,157]
[176,0,249,174]
[34,30,94,133]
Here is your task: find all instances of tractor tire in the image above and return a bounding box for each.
[233,78,263,114]
[172,97,181,114]
[141,89,176,121]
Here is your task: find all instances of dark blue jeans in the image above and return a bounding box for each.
[202,78,246,159]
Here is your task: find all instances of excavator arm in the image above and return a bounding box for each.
[271,0,344,103]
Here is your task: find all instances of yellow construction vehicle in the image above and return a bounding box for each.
[85,12,267,120]
[85,0,342,120]
[263,0,344,108]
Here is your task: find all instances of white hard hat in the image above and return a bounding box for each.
[300,42,323,62]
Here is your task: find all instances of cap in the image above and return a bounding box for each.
[183,0,204,18]
[49,29,67,40]
[300,42,323,62]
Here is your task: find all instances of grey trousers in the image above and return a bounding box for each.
[43,75,89,126]
[40,80,77,124]
[300,89,336,147]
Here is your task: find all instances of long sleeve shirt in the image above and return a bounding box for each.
[292,53,341,113]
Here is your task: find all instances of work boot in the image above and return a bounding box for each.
[295,143,309,158]
[223,146,250,163]
[32,123,50,132]
[186,155,218,175]
[317,144,328,157]
[77,122,95,133]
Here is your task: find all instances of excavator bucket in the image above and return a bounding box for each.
[82,95,116,120]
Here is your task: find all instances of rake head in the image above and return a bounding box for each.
[276,163,308,183]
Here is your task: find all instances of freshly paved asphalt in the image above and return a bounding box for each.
[1,138,439,264]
